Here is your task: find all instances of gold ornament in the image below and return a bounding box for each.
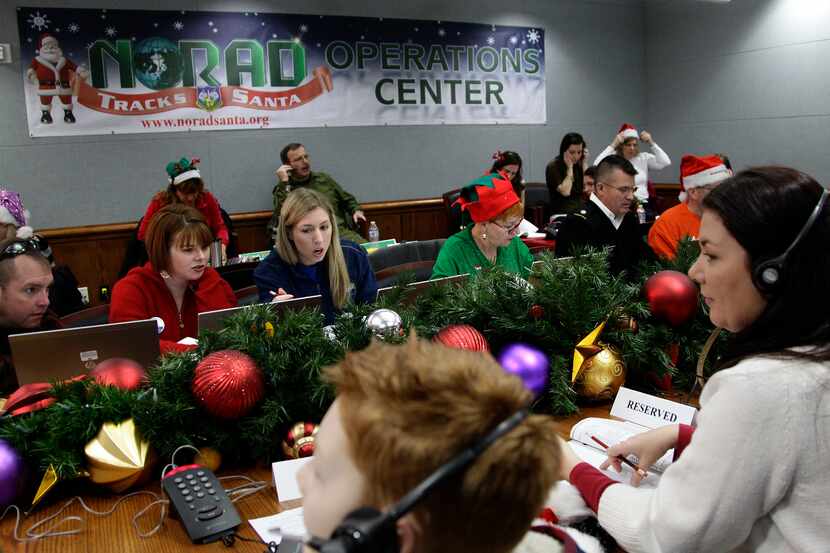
[194,447,222,472]
[282,422,319,459]
[264,322,275,337]
[572,321,626,400]
[572,321,606,382]
[29,464,90,511]
[573,343,627,401]
[30,464,58,510]
[85,419,154,493]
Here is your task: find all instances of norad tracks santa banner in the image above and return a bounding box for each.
[17,7,546,137]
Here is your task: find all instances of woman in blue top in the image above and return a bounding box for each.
[254,188,377,324]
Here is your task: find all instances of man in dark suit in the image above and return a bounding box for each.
[555,154,653,275]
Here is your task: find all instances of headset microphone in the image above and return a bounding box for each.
[752,187,829,294]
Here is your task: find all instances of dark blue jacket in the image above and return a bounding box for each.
[253,240,378,324]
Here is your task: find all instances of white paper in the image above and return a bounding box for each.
[610,387,697,428]
[518,219,539,236]
[249,507,307,545]
[272,457,311,502]
[569,417,674,473]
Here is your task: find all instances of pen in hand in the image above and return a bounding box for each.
[591,435,648,479]
[269,288,294,303]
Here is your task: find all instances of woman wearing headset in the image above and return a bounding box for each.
[557,166,830,552]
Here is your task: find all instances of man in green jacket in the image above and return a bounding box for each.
[270,143,366,243]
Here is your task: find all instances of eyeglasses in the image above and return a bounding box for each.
[598,182,635,196]
[0,237,44,261]
[492,219,522,234]
[289,153,310,163]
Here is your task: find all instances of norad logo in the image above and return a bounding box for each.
[89,37,307,90]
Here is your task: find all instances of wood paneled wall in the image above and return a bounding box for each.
[39,184,681,307]
[40,198,448,306]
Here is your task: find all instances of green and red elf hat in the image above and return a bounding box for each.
[453,172,520,223]
[165,157,201,185]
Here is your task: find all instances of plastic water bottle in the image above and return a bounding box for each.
[368,221,380,242]
[637,205,647,224]
[209,239,223,267]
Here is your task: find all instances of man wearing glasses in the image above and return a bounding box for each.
[0,238,59,394]
[270,143,367,244]
[648,154,732,260]
[555,155,653,275]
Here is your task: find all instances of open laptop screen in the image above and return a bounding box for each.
[9,318,160,386]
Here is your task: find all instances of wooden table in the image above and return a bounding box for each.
[0,405,612,552]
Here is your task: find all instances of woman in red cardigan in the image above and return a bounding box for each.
[137,157,229,263]
[111,204,236,353]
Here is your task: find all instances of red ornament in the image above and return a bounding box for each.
[192,350,265,419]
[2,375,86,416]
[90,358,146,391]
[282,422,319,459]
[2,382,57,416]
[433,324,490,352]
[529,304,545,320]
[643,271,699,327]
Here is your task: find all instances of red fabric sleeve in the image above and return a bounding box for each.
[137,198,163,242]
[569,462,619,513]
[673,423,696,461]
[201,192,229,245]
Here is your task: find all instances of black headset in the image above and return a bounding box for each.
[278,408,530,553]
[752,187,829,294]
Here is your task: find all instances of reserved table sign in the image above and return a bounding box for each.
[610,387,697,429]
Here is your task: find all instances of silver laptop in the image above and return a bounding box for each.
[9,319,161,386]
[376,273,469,303]
[198,295,324,333]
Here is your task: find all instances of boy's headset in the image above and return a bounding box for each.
[277,408,530,553]
[752,187,829,294]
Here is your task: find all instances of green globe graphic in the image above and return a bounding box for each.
[134,37,183,90]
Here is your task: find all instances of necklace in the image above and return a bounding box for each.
[473,226,497,263]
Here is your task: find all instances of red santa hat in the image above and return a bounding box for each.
[453,172,519,223]
[618,123,639,140]
[38,33,58,51]
[678,154,732,202]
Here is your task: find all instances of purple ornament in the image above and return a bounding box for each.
[497,343,549,396]
[0,439,25,507]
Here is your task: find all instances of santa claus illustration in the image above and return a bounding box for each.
[26,33,89,124]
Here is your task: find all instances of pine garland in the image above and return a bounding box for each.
[0,244,726,483]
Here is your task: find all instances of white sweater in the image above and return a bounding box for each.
[594,144,671,203]
[596,355,830,552]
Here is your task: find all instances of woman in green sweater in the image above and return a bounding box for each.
[432,172,533,279]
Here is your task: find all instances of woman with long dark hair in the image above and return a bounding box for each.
[545,132,588,215]
[489,150,525,200]
[556,166,830,552]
